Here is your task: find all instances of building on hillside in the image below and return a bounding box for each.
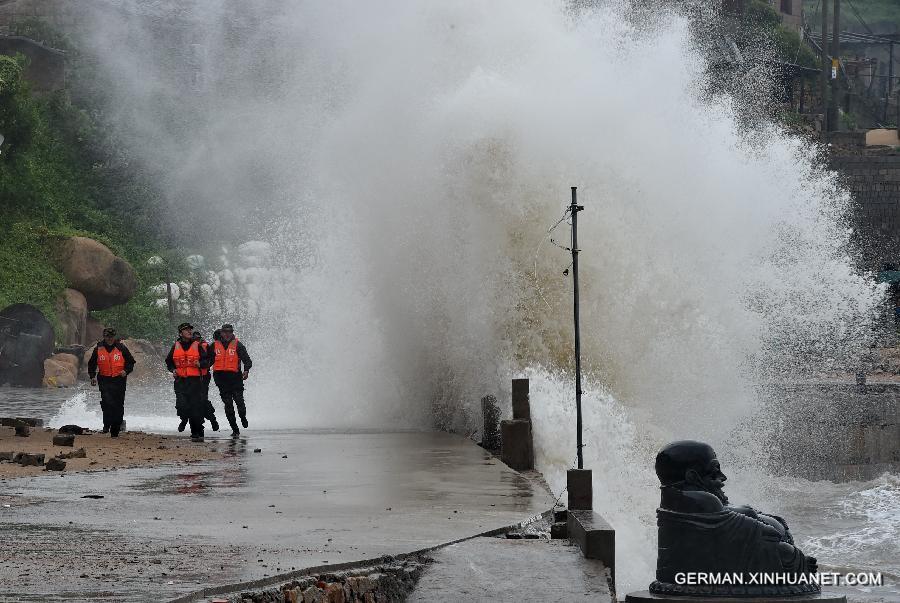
[0,36,65,94]
[721,0,744,14]
[772,0,803,31]
[722,0,802,31]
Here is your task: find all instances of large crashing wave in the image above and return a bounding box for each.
[70,0,885,592]
[73,0,881,429]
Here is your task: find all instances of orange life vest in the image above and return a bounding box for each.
[172,341,202,378]
[213,338,240,372]
[96,344,126,378]
[199,341,209,377]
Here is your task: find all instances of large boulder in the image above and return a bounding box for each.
[55,288,88,346]
[84,316,105,346]
[0,304,55,387]
[43,356,77,387]
[121,338,165,383]
[52,352,80,377]
[55,237,137,310]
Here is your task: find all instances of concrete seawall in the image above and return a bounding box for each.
[762,382,900,481]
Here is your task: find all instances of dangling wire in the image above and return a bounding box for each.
[531,206,573,311]
[547,208,572,236]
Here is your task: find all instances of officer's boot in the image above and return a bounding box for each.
[225,411,239,436]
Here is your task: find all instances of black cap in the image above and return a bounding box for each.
[221,323,234,331]
[102,327,116,337]
[177,322,193,332]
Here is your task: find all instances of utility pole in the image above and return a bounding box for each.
[820,0,829,129]
[885,40,894,124]
[565,186,592,515]
[828,0,841,131]
[570,186,585,469]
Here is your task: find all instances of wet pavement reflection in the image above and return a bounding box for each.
[0,430,553,602]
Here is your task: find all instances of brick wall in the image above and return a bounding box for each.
[830,152,900,269]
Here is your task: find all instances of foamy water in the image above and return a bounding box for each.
[47,389,180,433]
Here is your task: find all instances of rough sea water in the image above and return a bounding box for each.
[5,0,898,599]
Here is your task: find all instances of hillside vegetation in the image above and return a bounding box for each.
[0,53,175,341]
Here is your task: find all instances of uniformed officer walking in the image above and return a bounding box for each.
[87,327,136,437]
[212,323,252,436]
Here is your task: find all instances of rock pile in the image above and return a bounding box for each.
[0,447,83,472]
[1,235,141,388]
[150,240,291,324]
[234,555,431,603]
[1,421,85,472]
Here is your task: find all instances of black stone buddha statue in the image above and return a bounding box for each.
[650,440,820,597]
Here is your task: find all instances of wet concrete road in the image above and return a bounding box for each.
[0,430,554,602]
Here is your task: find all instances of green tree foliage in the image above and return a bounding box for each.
[773,25,820,68]
[742,1,817,68]
[745,0,783,31]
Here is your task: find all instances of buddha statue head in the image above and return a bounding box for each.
[655,440,729,505]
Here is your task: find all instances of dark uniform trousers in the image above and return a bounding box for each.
[177,375,217,424]
[202,374,217,422]
[98,376,127,435]
[214,371,246,430]
[174,376,206,436]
